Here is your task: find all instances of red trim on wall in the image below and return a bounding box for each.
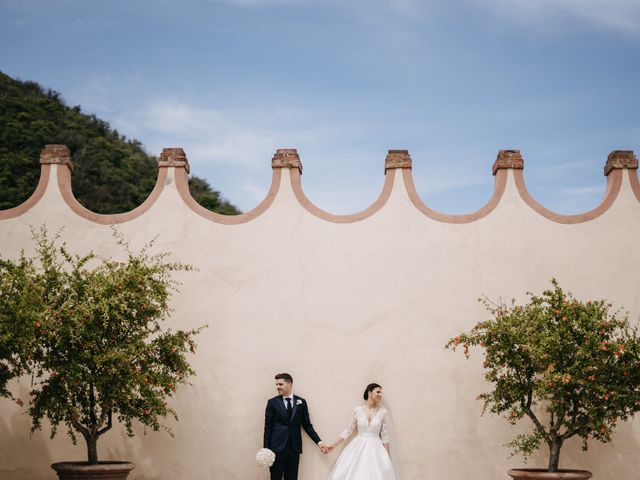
[513,169,622,224]
[175,167,282,225]
[57,165,168,224]
[628,169,640,203]
[2,162,636,226]
[0,164,51,220]
[288,167,396,223]
[402,168,508,223]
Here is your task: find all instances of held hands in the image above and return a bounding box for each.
[319,443,335,454]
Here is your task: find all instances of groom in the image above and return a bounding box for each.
[263,373,328,480]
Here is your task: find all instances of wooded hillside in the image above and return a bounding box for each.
[0,72,240,215]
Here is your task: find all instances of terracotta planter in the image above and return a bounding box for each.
[51,462,135,480]
[507,468,592,480]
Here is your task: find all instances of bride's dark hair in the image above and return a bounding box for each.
[363,383,382,400]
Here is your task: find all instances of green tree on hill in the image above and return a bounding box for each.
[0,71,240,215]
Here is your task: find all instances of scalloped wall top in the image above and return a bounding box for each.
[2,145,640,480]
[1,145,638,224]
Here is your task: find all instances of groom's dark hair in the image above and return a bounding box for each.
[275,373,293,383]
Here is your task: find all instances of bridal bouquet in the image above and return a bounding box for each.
[255,448,276,468]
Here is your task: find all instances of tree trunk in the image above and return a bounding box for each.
[86,434,98,464]
[548,437,563,472]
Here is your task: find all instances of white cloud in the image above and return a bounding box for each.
[412,170,487,194]
[242,178,273,205]
[114,100,319,169]
[207,0,640,34]
[112,98,444,213]
[208,0,421,14]
[474,0,640,34]
[112,98,393,172]
[204,0,303,7]
[524,159,599,182]
[558,185,604,196]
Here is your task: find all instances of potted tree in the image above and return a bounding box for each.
[0,239,37,398]
[0,227,204,480]
[446,279,640,480]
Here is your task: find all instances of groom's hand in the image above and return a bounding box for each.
[318,443,328,454]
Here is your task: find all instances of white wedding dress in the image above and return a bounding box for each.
[327,406,396,480]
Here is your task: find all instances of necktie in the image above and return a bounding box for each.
[286,397,292,419]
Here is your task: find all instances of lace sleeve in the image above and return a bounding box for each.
[339,407,358,439]
[380,409,389,444]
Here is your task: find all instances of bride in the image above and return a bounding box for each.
[326,383,396,480]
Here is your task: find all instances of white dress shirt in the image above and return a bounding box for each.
[281,393,294,410]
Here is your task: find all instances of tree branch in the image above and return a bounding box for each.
[97,409,112,437]
[559,398,580,440]
[70,410,90,439]
[89,383,97,435]
[524,407,551,444]
[551,403,567,437]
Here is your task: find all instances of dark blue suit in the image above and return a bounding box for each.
[263,394,321,480]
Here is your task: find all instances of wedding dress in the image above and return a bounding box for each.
[327,406,396,480]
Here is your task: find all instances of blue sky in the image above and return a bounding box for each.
[1,0,639,214]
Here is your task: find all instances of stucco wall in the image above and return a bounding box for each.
[1,146,639,479]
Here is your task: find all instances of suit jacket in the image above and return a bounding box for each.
[263,394,321,454]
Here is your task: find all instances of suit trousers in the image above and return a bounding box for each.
[270,443,300,480]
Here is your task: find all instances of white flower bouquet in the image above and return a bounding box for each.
[255,448,276,468]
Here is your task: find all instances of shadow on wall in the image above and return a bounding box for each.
[0,384,53,480]
[450,360,505,478]
[98,389,205,480]
[451,361,640,476]
[563,419,640,476]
